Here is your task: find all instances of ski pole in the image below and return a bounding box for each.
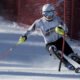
[58,33,65,71]
[54,25,66,71]
[58,0,66,71]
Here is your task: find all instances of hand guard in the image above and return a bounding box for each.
[55,25,65,35]
[18,35,27,44]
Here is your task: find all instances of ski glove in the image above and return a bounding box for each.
[55,25,65,35]
[18,35,27,44]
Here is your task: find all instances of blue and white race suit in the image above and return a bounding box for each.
[25,16,68,44]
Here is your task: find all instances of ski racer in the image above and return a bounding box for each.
[19,4,80,70]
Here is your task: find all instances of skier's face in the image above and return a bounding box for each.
[43,11,54,21]
[45,15,53,21]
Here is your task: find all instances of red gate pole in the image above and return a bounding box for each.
[58,0,66,72]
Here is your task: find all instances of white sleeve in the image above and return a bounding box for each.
[25,22,36,36]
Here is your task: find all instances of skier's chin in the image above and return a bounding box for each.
[45,16,53,21]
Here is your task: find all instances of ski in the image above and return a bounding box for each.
[63,53,80,73]
[52,51,80,73]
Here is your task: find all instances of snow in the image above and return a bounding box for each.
[0,67,80,80]
[0,17,80,80]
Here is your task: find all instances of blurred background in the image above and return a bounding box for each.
[0,0,80,40]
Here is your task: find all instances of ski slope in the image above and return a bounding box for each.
[0,18,80,80]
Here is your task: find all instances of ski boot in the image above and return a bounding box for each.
[64,61,75,70]
[68,53,80,64]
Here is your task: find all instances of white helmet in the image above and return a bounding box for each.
[42,4,55,20]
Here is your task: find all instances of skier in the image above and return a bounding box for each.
[19,4,80,70]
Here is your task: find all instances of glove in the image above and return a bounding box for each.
[55,25,65,35]
[18,35,27,44]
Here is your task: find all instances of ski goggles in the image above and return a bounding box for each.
[43,10,55,17]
